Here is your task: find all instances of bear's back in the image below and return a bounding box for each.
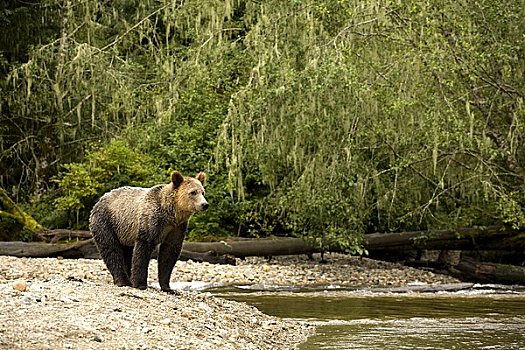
[91,186,161,246]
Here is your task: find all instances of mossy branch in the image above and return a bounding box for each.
[0,188,46,234]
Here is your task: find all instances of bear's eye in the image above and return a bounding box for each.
[190,190,198,196]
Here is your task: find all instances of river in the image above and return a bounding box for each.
[214,285,525,349]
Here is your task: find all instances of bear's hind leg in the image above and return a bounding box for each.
[92,225,131,287]
[122,245,134,279]
[100,245,131,287]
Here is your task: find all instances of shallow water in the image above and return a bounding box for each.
[214,287,525,350]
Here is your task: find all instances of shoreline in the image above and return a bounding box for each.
[1,254,463,349]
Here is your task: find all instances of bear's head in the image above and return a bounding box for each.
[171,171,209,219]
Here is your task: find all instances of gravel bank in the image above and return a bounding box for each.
[0,254,459,349]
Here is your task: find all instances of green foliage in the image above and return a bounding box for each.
[218,0,525,250]
[496,192,525,230]
[35,140,161,228]
[2,0,525,250]
[3,0,245,235]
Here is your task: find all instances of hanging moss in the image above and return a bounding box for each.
[217,0,525,250]
[1,0,524,249]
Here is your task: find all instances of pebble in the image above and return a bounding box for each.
[1,268,313,349]
[0,253,461,350]
[59,295,77,303]
[180,308,194,318]
[92,335,104,342]
[159,318,171,325]
[0,253,461,289]
[12,280,27,292]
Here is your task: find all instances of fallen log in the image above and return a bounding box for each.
[450,257,525,285]
[0,239,236,265]
[39,229,93,243]
[39,225,525,252]
[2,233,525,284]
[0,240,99,259]
[182,238,321,257]
[38,229,321,257]
[0,236,317,263]
[364,226,525,251]
[3,228,321,259]
[3,225,524,262]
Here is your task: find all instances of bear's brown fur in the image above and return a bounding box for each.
[89,171,208,293]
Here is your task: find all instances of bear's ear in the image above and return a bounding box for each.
[171,171,184,188]
[196,172,207,185]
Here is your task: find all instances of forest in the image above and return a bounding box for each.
[1,0,524,253]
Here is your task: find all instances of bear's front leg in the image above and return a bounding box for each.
[158,225,187,293]
[130,239,155,290]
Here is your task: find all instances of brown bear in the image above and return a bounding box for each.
[89,171,208,293]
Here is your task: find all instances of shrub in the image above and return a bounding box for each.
[37,140,162,228]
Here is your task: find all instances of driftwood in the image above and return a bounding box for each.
[450,257,525,285]
[364,226,525,251]
[0,240,99,259]
[32,229,324,259]
[38,225,525,252]
[2,226,524,262]
[0,239,236,265]
[183,238,321,257]
[0,238,316,260]
[3,238,524,283]
[0,237,313,260]
[2,238,524,284]
[25,228,322,258]
[1,226,525,283]
[36,230,321,257]
[39,229,93,243]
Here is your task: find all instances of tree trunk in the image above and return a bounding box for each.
[0,238,314,260]
[7,225,524,261]
[451,257,525,285]
[0,237,319,260]
[38,225,525,253]
[363,226,525,251]
[0,239,236,265]
[40,229,93,243]
[182,238,321,257]
[0,240,98,259]
[2,225,525,283]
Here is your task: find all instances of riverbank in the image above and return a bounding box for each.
[0,254,460,349]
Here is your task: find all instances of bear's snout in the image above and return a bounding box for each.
[201,202,209,211]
